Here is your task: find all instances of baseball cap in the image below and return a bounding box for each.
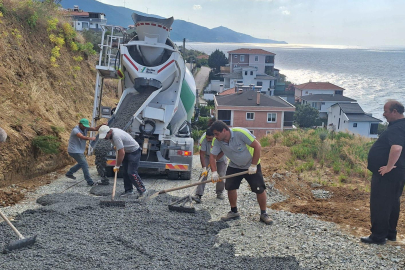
[79,118,90,128]
[98,125,110,139]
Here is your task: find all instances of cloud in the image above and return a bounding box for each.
[193,5,202,10]
[279,6,291,15]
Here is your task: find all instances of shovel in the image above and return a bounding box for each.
[145,170,248,202]
[168,167,211,213]
[0,210,36,253]
[100,152,125,207]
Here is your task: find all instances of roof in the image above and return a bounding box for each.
[332,103,364,114]
[65,11,89,17]
[295,82,345,91]
[346,114,382,122]
[301,94,355,102]
[222,71,243,79]
[215,91,294,108]
[219,88,236,96]
[197,55,209,60]
[255,75,276,80]
[228,48,276,55]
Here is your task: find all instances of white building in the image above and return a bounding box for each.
[327,103,382,138]
[295,82,345,101]
[65,6,107,31]
[301,94,356,119]
[223,66,276,95]
[203,80,224,101]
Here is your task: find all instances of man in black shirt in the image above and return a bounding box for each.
[361,100,405,245]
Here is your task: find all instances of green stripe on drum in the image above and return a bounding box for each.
[180,79,196,118]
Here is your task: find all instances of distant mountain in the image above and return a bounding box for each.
[60,0,287,44]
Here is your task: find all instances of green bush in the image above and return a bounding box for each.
[32,135,61,154]
[260,136,270,147]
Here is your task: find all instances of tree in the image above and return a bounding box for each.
[208,49,228,73]
[294,104,320,128]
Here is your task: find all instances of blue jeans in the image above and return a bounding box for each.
[67,153,93,183]
[122,149,145,194]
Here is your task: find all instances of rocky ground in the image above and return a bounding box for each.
[1,156,405,269]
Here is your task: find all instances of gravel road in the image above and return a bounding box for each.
[0,156,405,269]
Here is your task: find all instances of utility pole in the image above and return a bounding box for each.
[146,7,149,14]
[182,38,186,55]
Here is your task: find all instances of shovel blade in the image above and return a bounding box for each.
[3,235,37,253]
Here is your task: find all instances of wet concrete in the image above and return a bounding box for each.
[0,192,301,269]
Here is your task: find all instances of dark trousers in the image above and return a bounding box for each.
[370,172,405,241]
[122,149,145,194]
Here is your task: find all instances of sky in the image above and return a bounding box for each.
[96,0,405,47]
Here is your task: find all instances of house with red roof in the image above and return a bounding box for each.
[214,88,295,138]
[294,81,345,102]
[228,48,276,74]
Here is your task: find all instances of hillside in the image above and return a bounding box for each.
[0,1,116,193]
[60,0,287,44]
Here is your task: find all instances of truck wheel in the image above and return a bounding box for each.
[105,167,124,178]
[179,171,191,180]
[105,166,114,177]
[167,171,179,180]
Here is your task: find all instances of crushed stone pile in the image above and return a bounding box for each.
[0,192,301,269]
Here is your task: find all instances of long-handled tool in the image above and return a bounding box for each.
[146,171,249,203]
[100,152,125,207]
[0,210,36,253]
[168,167,211,213]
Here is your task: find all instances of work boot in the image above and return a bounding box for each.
[138,190,149,199]
[221,211,240,221]
[120,190,134,197]
[87,181,96,186]
[216,193,225,200]
[192,195,202,204]
[65,174,76,180]
[260,213,273,225]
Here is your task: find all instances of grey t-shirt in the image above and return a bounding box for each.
[68,125,88,154]
[211,127,260,169]
[110,128,139,153]
[198,133,226,163]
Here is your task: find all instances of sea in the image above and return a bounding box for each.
[181,42,405,121]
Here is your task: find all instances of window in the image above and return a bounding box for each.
[246,112,255,120]
[321,102,325,105]
[234,64,238,67]
[240,55,245,61]
[250,71,253,75]
[370,123,378,134]
[245,71,247,75]
[311,102,317,108]
[353,123,357,127]
[266,130,273,135]
[335,90,343,95]
[267,113,277,123]
[255,56,259,61]
[257,81,263,86]
[234,55,238,58]
[237,80,243,83]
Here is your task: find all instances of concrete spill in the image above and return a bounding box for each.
[0,192,300,269]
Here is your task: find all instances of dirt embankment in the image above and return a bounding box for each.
[260,145,404,243]
[0,2,116,204]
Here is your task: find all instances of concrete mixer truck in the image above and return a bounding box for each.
[89,13,196,180]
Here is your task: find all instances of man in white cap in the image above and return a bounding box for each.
[98,125,146,197]
[66,118,103,186]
